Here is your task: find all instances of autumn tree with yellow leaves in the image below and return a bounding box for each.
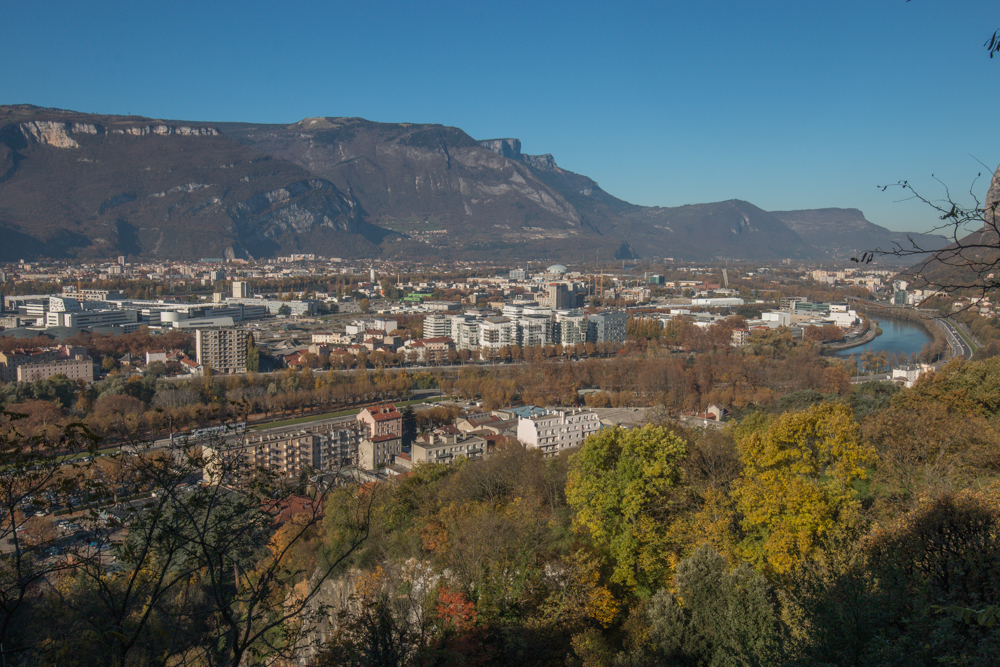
[731,403,876,575]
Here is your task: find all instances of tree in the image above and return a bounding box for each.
[0,419,376,665]
[641,546,786,667]
[246,332,259,373]
[565,424,688,596]
[277,304,292,317]
[400,406,417,447]
[360,298,371,314]
[0,412,98,661]
[731,403,876,575]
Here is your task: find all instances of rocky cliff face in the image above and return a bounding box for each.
[222,118,610,261]
[478,137,557,171]
[0,106,380,260]
[19,119,219,148]
[0,105,943,262]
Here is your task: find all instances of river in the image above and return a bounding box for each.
[833,317,933,362]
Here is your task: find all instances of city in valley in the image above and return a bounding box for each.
[3,247,997,664]
[4,2,1000,663]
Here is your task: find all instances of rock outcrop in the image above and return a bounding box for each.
[479,137,558,171]
[19,119,219,148]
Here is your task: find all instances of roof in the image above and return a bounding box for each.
[363,404,402,421]
[465,414,505,427]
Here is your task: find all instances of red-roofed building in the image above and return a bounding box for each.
[357,403,403,439]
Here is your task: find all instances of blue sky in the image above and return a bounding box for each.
[3,1,997,232]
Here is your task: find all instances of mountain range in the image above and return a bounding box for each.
[0,105,946,263]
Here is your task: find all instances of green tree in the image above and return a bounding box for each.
[642,546,786,667]
[565,424,688,596]
[277,304,292,317]
[400,406,416,447]
[246,332,260,373]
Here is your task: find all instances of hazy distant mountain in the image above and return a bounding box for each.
[770,208,948,263]
[621,200,817,261]
[0,105,938,263]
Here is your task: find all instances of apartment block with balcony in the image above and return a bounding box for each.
[586,311,627,344]
[195,328,249,374]
[555,310,587,346]
[410,432,488,465]
[358,434,403,470]
[516,408,601,457]
[478,317,515,355]
[0,345,91,382]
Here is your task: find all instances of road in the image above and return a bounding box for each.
[941,317,974,359]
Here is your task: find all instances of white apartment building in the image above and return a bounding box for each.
[518,315,552,348]
[423,313,452,339]
[409,432,488,465]
[479,317,516,354]
[502,304,525,319]
[555,310,587,345]
[516,408,601,456]
[447,315,481,351]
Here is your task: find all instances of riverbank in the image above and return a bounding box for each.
[839,300,950,362]
[852,300,937,339]
[821,321,879,353]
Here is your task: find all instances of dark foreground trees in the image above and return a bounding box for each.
[0,415,376,666]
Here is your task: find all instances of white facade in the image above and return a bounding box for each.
[555,310,587,345]
[479,317,516,353]
[45,308,139,329]
[517,409,601,457]
[691,297,745,307]
[423,313,451,339]
[762,311,792,327]
[518,315,552,347]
